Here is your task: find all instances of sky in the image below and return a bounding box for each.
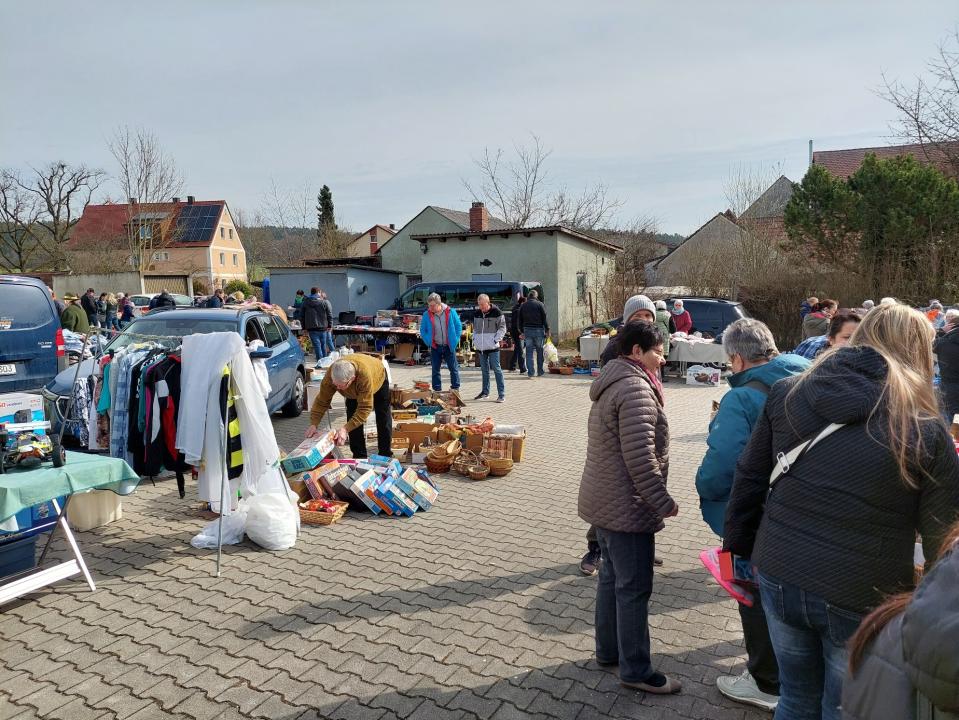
[1,1,956,236]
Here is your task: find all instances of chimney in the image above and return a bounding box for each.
[128,197,137,205]
[469,201,488,232]
[389,223,395,230]
[187,195,195,205]
[172,197,180,203]
[369,227,378,254]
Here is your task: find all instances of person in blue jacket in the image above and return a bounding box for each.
[420,292,463,391]
[695,318,810,713]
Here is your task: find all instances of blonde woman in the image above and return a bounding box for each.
[104,292,120,331]
[724,304,959,720]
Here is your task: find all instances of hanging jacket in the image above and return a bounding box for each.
[472,305,506,352]
[695,353,810,537]
[578,357,675,534]
[420,305,462,348]
[842,545,959,720]
[724,346,959,614]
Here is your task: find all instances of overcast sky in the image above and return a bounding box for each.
[1,1,956,236]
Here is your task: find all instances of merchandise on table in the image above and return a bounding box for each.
[686,364,722,386]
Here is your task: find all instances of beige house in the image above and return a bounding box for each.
[347,224,396,257]
[70,197,248,292]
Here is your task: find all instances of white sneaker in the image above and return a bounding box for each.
[716,670,778,712]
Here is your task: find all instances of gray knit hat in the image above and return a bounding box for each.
[624,294,656,322]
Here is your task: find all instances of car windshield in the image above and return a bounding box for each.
[131,296,151,306]
[106,317,238,350]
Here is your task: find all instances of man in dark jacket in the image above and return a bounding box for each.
[153,289,176,310]
[517,289,549,378]
[507,295,527,374]
[80,288,98,326]
[301,287,333,362]
[935,308,959,423]
[695,319,810,712]
[60,294,90,334]
[206,288,225,308]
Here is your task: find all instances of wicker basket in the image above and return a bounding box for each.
[468,462,490,480]
[483,450,514,477]
[452,450,479,476]
[299,500,349,525]
[425,452,455,474]
[430,439,461,459]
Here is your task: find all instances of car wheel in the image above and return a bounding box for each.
[283,371,305,417]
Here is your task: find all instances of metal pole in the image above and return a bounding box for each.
[58,332,91,447]
[215,378,229,577]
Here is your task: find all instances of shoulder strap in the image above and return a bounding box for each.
[769,422,845,488]
[742,380,771,395]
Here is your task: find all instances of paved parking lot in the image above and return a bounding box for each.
[0,364,766,720]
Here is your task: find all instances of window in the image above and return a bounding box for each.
[220,227,224,238]
[259,317,286,347]
[219,252,225,265]
[232,253,238,266]
[228,228,233,239]
[576,272,587,304]
[138,225,152,240]
[401,287,430,309]
[152,251,169,261]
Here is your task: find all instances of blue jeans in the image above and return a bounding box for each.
[523,327,546,377]
[322,330,335,356]
[759,573,864,720]
[478,349,505,399]
[430,345,460,391]
[594,528,656,684]
[308,330,327,362]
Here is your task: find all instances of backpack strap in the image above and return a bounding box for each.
[769,423,845,488]
[742,380,771,395]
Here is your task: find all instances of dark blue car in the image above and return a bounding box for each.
[44,307,306,445]
[0,275,66,394]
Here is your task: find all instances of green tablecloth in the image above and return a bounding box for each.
[0,451,140,525]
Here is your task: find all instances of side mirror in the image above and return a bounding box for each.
[248,347,272,359]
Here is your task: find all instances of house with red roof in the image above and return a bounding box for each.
[347,223,397,257]
[812,140,959,180]
[69,196,247,292]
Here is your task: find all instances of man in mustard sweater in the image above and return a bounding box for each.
[305,354,392,458]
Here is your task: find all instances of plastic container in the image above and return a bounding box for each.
[0,535,37,579]
[68,490,122,532]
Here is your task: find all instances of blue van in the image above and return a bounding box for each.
[0,276,65,394]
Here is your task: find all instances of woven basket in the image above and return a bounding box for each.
[430,439,461,459]
[425,452,454,474]
[483,450,514,477]
[452,450,479,476]
[299,500,349,526]
[468,462,490,481]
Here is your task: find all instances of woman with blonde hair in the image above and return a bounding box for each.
[724,303,959,720]
[104,292,120,332]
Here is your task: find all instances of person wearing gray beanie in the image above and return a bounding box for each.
[623,295,657,324]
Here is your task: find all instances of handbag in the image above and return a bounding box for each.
[769,422,845,488]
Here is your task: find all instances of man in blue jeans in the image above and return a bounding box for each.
[419,292,462,391]
[320,291,336,356]
[517,289,549,377]
[472,293,506,402]
[301,286,333,363]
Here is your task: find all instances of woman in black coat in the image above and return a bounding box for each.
[724,304,959,720]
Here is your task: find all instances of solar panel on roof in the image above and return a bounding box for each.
[175,204,222,242]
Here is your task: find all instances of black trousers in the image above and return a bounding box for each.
[739,590,780,695]
[344,378,392,459]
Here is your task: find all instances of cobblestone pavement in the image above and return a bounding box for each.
[0,364,766,720]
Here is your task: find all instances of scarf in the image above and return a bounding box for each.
[624,357,664,406]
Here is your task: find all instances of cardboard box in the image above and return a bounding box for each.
[349,470,383,514]
[306,381,325,410]
[392,422,437,451]
[0,393,46,444]
[393,343,415,362]
[394,468,439,511]
[302,461,348,500]
[686,364,722,387]
[281,432,335,474]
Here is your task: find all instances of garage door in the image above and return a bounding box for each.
[142,275,188,294]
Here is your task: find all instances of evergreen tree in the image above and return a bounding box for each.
[316,184,335,237]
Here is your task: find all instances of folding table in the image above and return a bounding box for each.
[0,451,139,606]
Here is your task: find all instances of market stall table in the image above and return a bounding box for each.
[0,451,139,605]
[332,324,421,356]
[667,336,728,375]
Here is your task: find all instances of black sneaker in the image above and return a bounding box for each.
[579,548,601,576]
[473,393,488,400]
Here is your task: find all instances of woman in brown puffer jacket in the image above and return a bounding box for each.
[578,321,681,695]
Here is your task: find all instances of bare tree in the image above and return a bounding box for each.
[107,127,184,271]
[463,134,623,229]
[0,162,105,271]
[882,29,959,175]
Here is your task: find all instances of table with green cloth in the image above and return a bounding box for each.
[0,451,140,606]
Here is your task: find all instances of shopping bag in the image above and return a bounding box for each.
[699,547,754,607]
[244,492,298,550]
[190,504,248,549]
[544,338,559,365]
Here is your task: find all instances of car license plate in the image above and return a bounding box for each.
[0,363,15,375]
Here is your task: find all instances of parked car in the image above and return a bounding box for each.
[391,281,543,324]
[0,275,67,394]
[43,308,306,446]
[129,292,193,317]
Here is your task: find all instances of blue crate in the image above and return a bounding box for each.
[0,496,66,541]
[0,534,37,579]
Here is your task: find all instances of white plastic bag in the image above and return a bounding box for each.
[544,338,559,365]
[244,492,298,550]
[190,503,248,549]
